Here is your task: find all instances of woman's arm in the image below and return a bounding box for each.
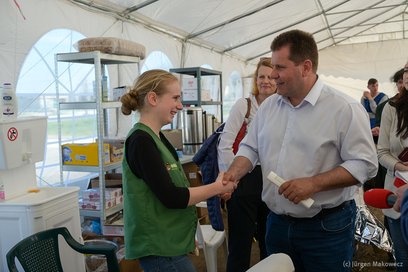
[188,172,236,205]
[377,103,400,171]
[217,98,249,171]
[126,131,236,208]
[126,131,190,208]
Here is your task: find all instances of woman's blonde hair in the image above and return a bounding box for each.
[121,69,178,115]
[251,57,273,96]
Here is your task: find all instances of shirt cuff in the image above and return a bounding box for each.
[341,159,377,184]
[235,145,258,169]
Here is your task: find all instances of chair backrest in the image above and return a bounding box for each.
[6,227,120,272]
[195,201,228,272]
[246,253,294,272]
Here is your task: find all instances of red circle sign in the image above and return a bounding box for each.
[7,127,18,141]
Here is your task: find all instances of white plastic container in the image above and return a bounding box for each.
[0,116,47,170]
[0,83,17,121]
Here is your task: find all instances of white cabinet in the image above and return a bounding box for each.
[0,187,84,272]
[55,51,140,228]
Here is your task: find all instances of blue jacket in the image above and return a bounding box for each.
[193,123,225,231]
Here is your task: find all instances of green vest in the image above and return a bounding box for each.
[122,123,197,259]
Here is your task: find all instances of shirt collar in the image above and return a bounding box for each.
[304,75,323,106]
[277,75,323,108]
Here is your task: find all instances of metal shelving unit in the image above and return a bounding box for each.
[170,67,223,122]
[55,51,140,224]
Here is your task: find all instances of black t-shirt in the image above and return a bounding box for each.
[125,130,189,209]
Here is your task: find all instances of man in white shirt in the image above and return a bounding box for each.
[223,29,378,271]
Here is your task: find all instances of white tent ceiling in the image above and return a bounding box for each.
[2,0,407,186]
[70,0,408,63]
[2,0,408,101]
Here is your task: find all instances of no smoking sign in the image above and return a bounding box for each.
[7,127,18,141]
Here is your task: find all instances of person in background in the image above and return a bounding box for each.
[361,78,389,143]
[378,62,408,271]
[218,57,276,272]
[373,69,405,136]
[372,68,405,264]
[367,69,405,191]
[222,29,378,271]
[120,69,236,272]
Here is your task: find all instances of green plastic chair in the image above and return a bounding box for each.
[6,227,120,272]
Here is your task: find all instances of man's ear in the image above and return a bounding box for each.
[146,91,158,106]
[302,59,313,77]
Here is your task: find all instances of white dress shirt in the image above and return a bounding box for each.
[236,77,378,217]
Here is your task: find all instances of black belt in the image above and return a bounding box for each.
[279,200,354,221]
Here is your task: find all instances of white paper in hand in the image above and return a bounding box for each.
[267,171,314,209]
[395,170,408,184]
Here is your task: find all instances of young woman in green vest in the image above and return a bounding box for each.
[120,69,236,272]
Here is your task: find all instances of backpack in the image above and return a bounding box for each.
[192,98,251,231]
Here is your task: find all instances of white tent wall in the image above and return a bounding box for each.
[0,0,256,98]
[2,0,408,133]
[1,0,257,140]
[182,42,253,96]
[319,39,408,101]
[1,0,123,84]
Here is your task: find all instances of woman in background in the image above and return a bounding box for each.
[377,63,408,272]
[121,69,236,272]
[218,58,276,272]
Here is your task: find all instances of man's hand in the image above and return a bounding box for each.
[371,126,380,137]
[216,172,237,195]
[363,91,372,99]
[219,192,232,201]
[219,156,252,200]
[395,162,408,172]
[219,170,239,200]
[393,184,408,212]
[222,170,239,185]
[278,177,317,205]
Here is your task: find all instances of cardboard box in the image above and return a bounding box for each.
[182,78,198,90]
[201,89,212,101]
[182,162,202,187]
[81,188,121,200]
[161,129,183,150]
[83,234,142,272]
[102,224,124,236]
[79,198,116,210]
[116,195,123,205]
[182,162,208,220]
[102,138,125,163]
[182,78,198,100]
[102,214,124,236]
[110,146,124,162]
[114,86,127,101]
[197,206,208,221]
[90,173,122,189]
[120,259,143,272]
[62,143,110,166]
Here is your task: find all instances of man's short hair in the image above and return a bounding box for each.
[270,29,318,72]
[367,78,378,85]
[391,69,404,83]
